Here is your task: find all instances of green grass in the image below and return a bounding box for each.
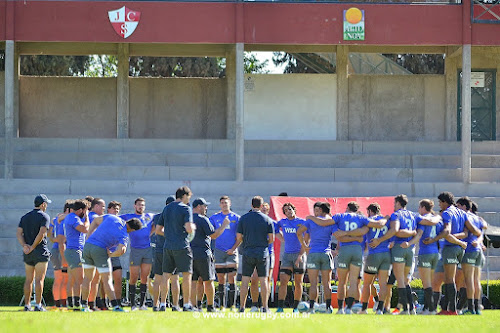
[0,307,498,332]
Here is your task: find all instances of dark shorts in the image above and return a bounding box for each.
[280,252,306,273]
[462,251,482,267]
[130,247,153,266]
[214,248,238,266]
[391,243,414,267]
[82,243,111,274]
[24,248,50,267]
[51,247,62,270]
[242,255,269,278]
[64,249,83,269]
[364,252,391,274]
[163,248,193,274]
[110,256,122,270]
[192,256,216,281]
[442,246,464,265]
[337,244,363,268]
[153,251,164,276]
[418,253,439,270]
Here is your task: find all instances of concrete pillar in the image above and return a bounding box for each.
[336,45,349,140]
[235,43,244,181]
[4,40,15,179]
[226,46,236,139]
[461,44,472,183]
[445,48,458,141]
[117,43,130,139]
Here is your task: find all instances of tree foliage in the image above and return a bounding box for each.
[272,52,335,74]
[20,55,88,76]
[382,54,445,74]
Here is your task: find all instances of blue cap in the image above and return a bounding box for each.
[192,198,210,208]
[34,194,52,206]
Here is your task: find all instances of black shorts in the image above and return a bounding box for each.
[163,248,193,274]
[192,256,216,281]
[242,255,269,278]
[154,251,164,276]
[387,269,396,285]
[24,248,51,267]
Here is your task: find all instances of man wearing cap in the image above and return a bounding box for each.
[152,195,180,312]
[80,214,143,312]
[191,198,230,312]
[156,186,196,311]
[16,194,52,311]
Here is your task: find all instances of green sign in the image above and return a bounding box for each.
[343,8,365,41]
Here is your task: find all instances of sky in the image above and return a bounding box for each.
[253,51,286,74]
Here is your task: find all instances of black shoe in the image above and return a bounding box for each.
[239,308,245,313]
[159,305,166,312]
[153,306,159,312]
[172,306,181,312]
[24,306,32,312]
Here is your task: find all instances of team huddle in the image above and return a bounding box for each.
[16,188,487,315]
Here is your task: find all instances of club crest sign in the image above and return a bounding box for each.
[108,6,141,39]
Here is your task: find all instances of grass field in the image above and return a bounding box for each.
[0,307,498,332]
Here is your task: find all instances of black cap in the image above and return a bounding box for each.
[192,197,210,208]
[166,195,175,205]
[34,194,52,207]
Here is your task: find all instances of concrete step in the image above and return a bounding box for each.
[14,165,235,181]
[14,152,235,167]
[0,238,22,253]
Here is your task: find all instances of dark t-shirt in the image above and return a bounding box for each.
[152,214,165,254]
[18,209,51,252]
[157,201,193,250]
[191,213,215,260]
[237,211,274,259]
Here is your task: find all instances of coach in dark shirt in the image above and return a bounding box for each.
[16,194,52,311]
[228,196,274,312]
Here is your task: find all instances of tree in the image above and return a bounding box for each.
[272,52,335,74]
[382,54,444,74]
[84,55,118,77]
[20,55,88,76]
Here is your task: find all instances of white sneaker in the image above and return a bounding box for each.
[345,308,352,315]
[358,310,368,314]
[131,306,139,311]
[250,306,259,312]
[376,310,383,315]
[336,308,345,315]
[373,301,379,312]
[139,305,148,311]
[421,309,430,315]
[397,310,410,315]
[410,309,417,315]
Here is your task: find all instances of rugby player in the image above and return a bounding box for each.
[88,198,107,310]
[209,196,240,310]
[120,198,155,310]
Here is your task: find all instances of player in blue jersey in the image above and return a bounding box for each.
[62,199,90,310]
[421,192,481,315]
[468,201,487,314]
[209,196,240,310]
[88,198,105,224]
[87,198,107,310]
[298,202,336,313]
[276,203,308,313]
[80,214,143,312]
[120,197,155,310]
[457,198,487,315]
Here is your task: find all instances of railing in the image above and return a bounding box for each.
[472,0,500,23]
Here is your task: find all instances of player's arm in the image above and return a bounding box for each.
[401,229,423,248]
[335,225,369,238]
[16,227,31,255]
[395,229,417,238]
[75,222,89,233]
[465,219,482,237]
[370,219,399,248]
[305,215,335,226]
[48,224,56,243]
[423,222,450,244]
[227,233,243,255]
[366,216,390,228]
[268,232,275,245]
[296,225,309,251]
[87,216,103,237]
[418,215,441,226]
[337,235,363,243]
[275,229,285,243]
[26,226,48,254]
[57,213,68,223]
[108,244,127,257]
[184,221,196,234]
[210,216,230,239]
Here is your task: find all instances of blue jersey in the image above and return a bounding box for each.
[151,214,164,254]
[391,209,417,244]
[416,214,443,255]
[86,214,128,250]
[50,217,58,249]
[442,205,468,248]
[364,215,391,254]
[277,217,306,254]
[88,211,99,224]
[209,212,240,252]
[303,218,335,254]
[464,213,484,253]
[63,212,86,250]
[120,213,154,249]
[332,212,369,247]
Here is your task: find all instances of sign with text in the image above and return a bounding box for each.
[471,72,485,88]
[343,8,365,41]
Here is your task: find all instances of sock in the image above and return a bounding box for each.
[293,300,300,309]
[207,304,214,311]
[441,285,449,311]
[309,300,315,310]
[160,302,166,307]
[337,299,344,309]
[129,284,136,307]
[467,299,474,312]
[326,299,331,308]
[432,292,440,312]
[362,302,368,311]
[61,299,67,307]
[228,284,236,308]
[197,300,202,309]
[95,297,103,309]
[377,300,385,312]
[346,297,354,309]
[457,288,467,310]
[448,284,457,312]
[55,300,61,308]
[252,302,259,308]
[424,288,433,312]
[218,284,224,307]
[110,299,120,308]
[139,284,147,307]
[278,300,285,308]
[67,297,73,308]
[474,299,480,313]
[81,299,88,307]
[73,296,81,307]
[398,288,408,311]
[374,295,380,302]
[354,299,359,304]
[406,286,414,311]
[89,301,94,309]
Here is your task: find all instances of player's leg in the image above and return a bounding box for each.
[336,267,348,312]
[256,256,270,311]
[308,268,319,311]
[277,267,292,311]
[321,269,333,312]
[60,268,68,307]
[361,272,375,314]
[377,270,389,314]
[23,263,35,309]
[112,268,123,302]
[293,272,304,311]
[215,264,227,309]
[392,261,408,313]
[346,264,361,312]
[442,262,457,313]
[226,264,237,310]
[473,265,482,314]
[138,262,152,309]
[81,266,96,310]
[239,256,254,312]
[250,269,260,310]
[129,263,139,309]
[204,280,216,311]
[462,262,475,314]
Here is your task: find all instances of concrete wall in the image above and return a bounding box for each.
[129,78,227,139]
[0,71,4,137]
[244,74,337,140]
[19,77,117,138]
[348,75,446,141]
